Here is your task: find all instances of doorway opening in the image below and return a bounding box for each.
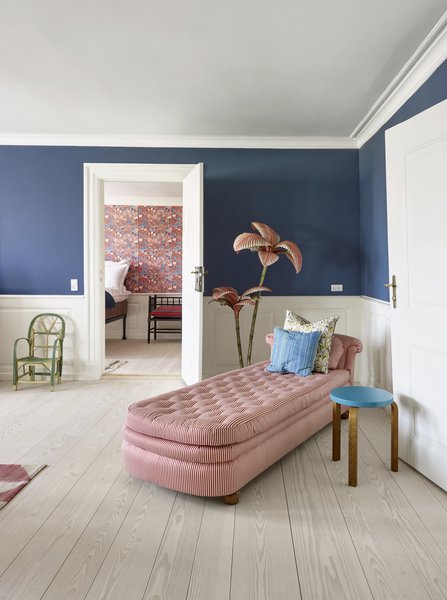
[83,163,204,384]
[103,180,183,376]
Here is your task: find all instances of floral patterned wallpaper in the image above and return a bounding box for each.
[104,205,182,293]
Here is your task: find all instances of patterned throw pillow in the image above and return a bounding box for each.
[266,327,322,377]
[284,310,340,374]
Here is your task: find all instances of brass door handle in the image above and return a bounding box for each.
[384,275,397,309]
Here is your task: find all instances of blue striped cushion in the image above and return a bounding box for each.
[265,326,321,376]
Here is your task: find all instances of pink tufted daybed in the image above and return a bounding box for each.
[122,333,362,503]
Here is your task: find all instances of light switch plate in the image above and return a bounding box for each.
[70,278,78,291]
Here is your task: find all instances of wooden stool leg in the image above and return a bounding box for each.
[391,401,399,472]
[332,402,341,461]
[348,407,358,487]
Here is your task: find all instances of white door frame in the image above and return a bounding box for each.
[84,162,199,379]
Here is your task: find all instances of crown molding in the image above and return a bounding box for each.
[353,12,447,148]
[2,13,446,152]
[0,133,358,150]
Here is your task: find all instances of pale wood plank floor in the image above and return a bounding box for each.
[1,378,446,600]
[105,339,181,376]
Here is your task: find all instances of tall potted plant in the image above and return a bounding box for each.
[233,222,302,365]
[213,222,302,368]
[210,286,271,368]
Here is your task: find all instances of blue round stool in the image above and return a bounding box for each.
[330,386,398,487]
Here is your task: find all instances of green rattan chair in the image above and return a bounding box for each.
[13,313,66,391]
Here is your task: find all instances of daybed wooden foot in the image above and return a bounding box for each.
[341,410,350,420]
[222,491,240,505]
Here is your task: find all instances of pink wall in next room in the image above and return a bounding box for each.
[105,205,182,293]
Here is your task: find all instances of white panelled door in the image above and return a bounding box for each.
[385,99,447,490]
[181,163,204,385]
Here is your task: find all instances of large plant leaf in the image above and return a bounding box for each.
[209,297,233,308]
[211,287,239,305]
[233,232,267,252]
[242,285,272,296]
[274,241,302,273]
[235,298,256,307]
[251,222,280,246]
[233,298,256,317]
[257,249,280,267]
[212,286,236,294]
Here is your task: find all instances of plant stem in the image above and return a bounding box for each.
[246,265,268,365]
[235,313,244,368]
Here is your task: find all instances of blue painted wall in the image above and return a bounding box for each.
[359,58,447,300]
[0,147,360,296]
[1,56,446,300]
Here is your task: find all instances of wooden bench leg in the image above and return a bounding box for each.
[332,402,341,461]
[391,401,398,472]
[122,315,127,340]
[348,407,358,487]
[222,491,240,505]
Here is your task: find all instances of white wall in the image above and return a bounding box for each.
[203,295,363,379]
[0,294,391,388]
[359,296,392,390]
[0,295,89,380]
[202,295,391,387]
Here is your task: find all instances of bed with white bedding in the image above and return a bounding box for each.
[105,261,131,340]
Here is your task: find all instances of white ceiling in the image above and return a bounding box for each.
[104,181,182,204]
[1,1,446,139]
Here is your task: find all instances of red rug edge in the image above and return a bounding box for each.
[0,464,47,509]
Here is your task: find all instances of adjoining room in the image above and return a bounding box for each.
[103,180,182,376]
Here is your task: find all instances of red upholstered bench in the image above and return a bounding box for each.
[123,333,363,504]
[147,295,182,343]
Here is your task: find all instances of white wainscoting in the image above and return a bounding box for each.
[105,294,147,340]
[0,295,89,381]
[0,293,182,381]
[0,293,390,386]
[202,295,363,380]
[358,296,392,390]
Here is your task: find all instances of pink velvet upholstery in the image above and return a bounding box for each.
[122,333,363,498]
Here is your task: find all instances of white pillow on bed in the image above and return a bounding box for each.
[105,260,129,289]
